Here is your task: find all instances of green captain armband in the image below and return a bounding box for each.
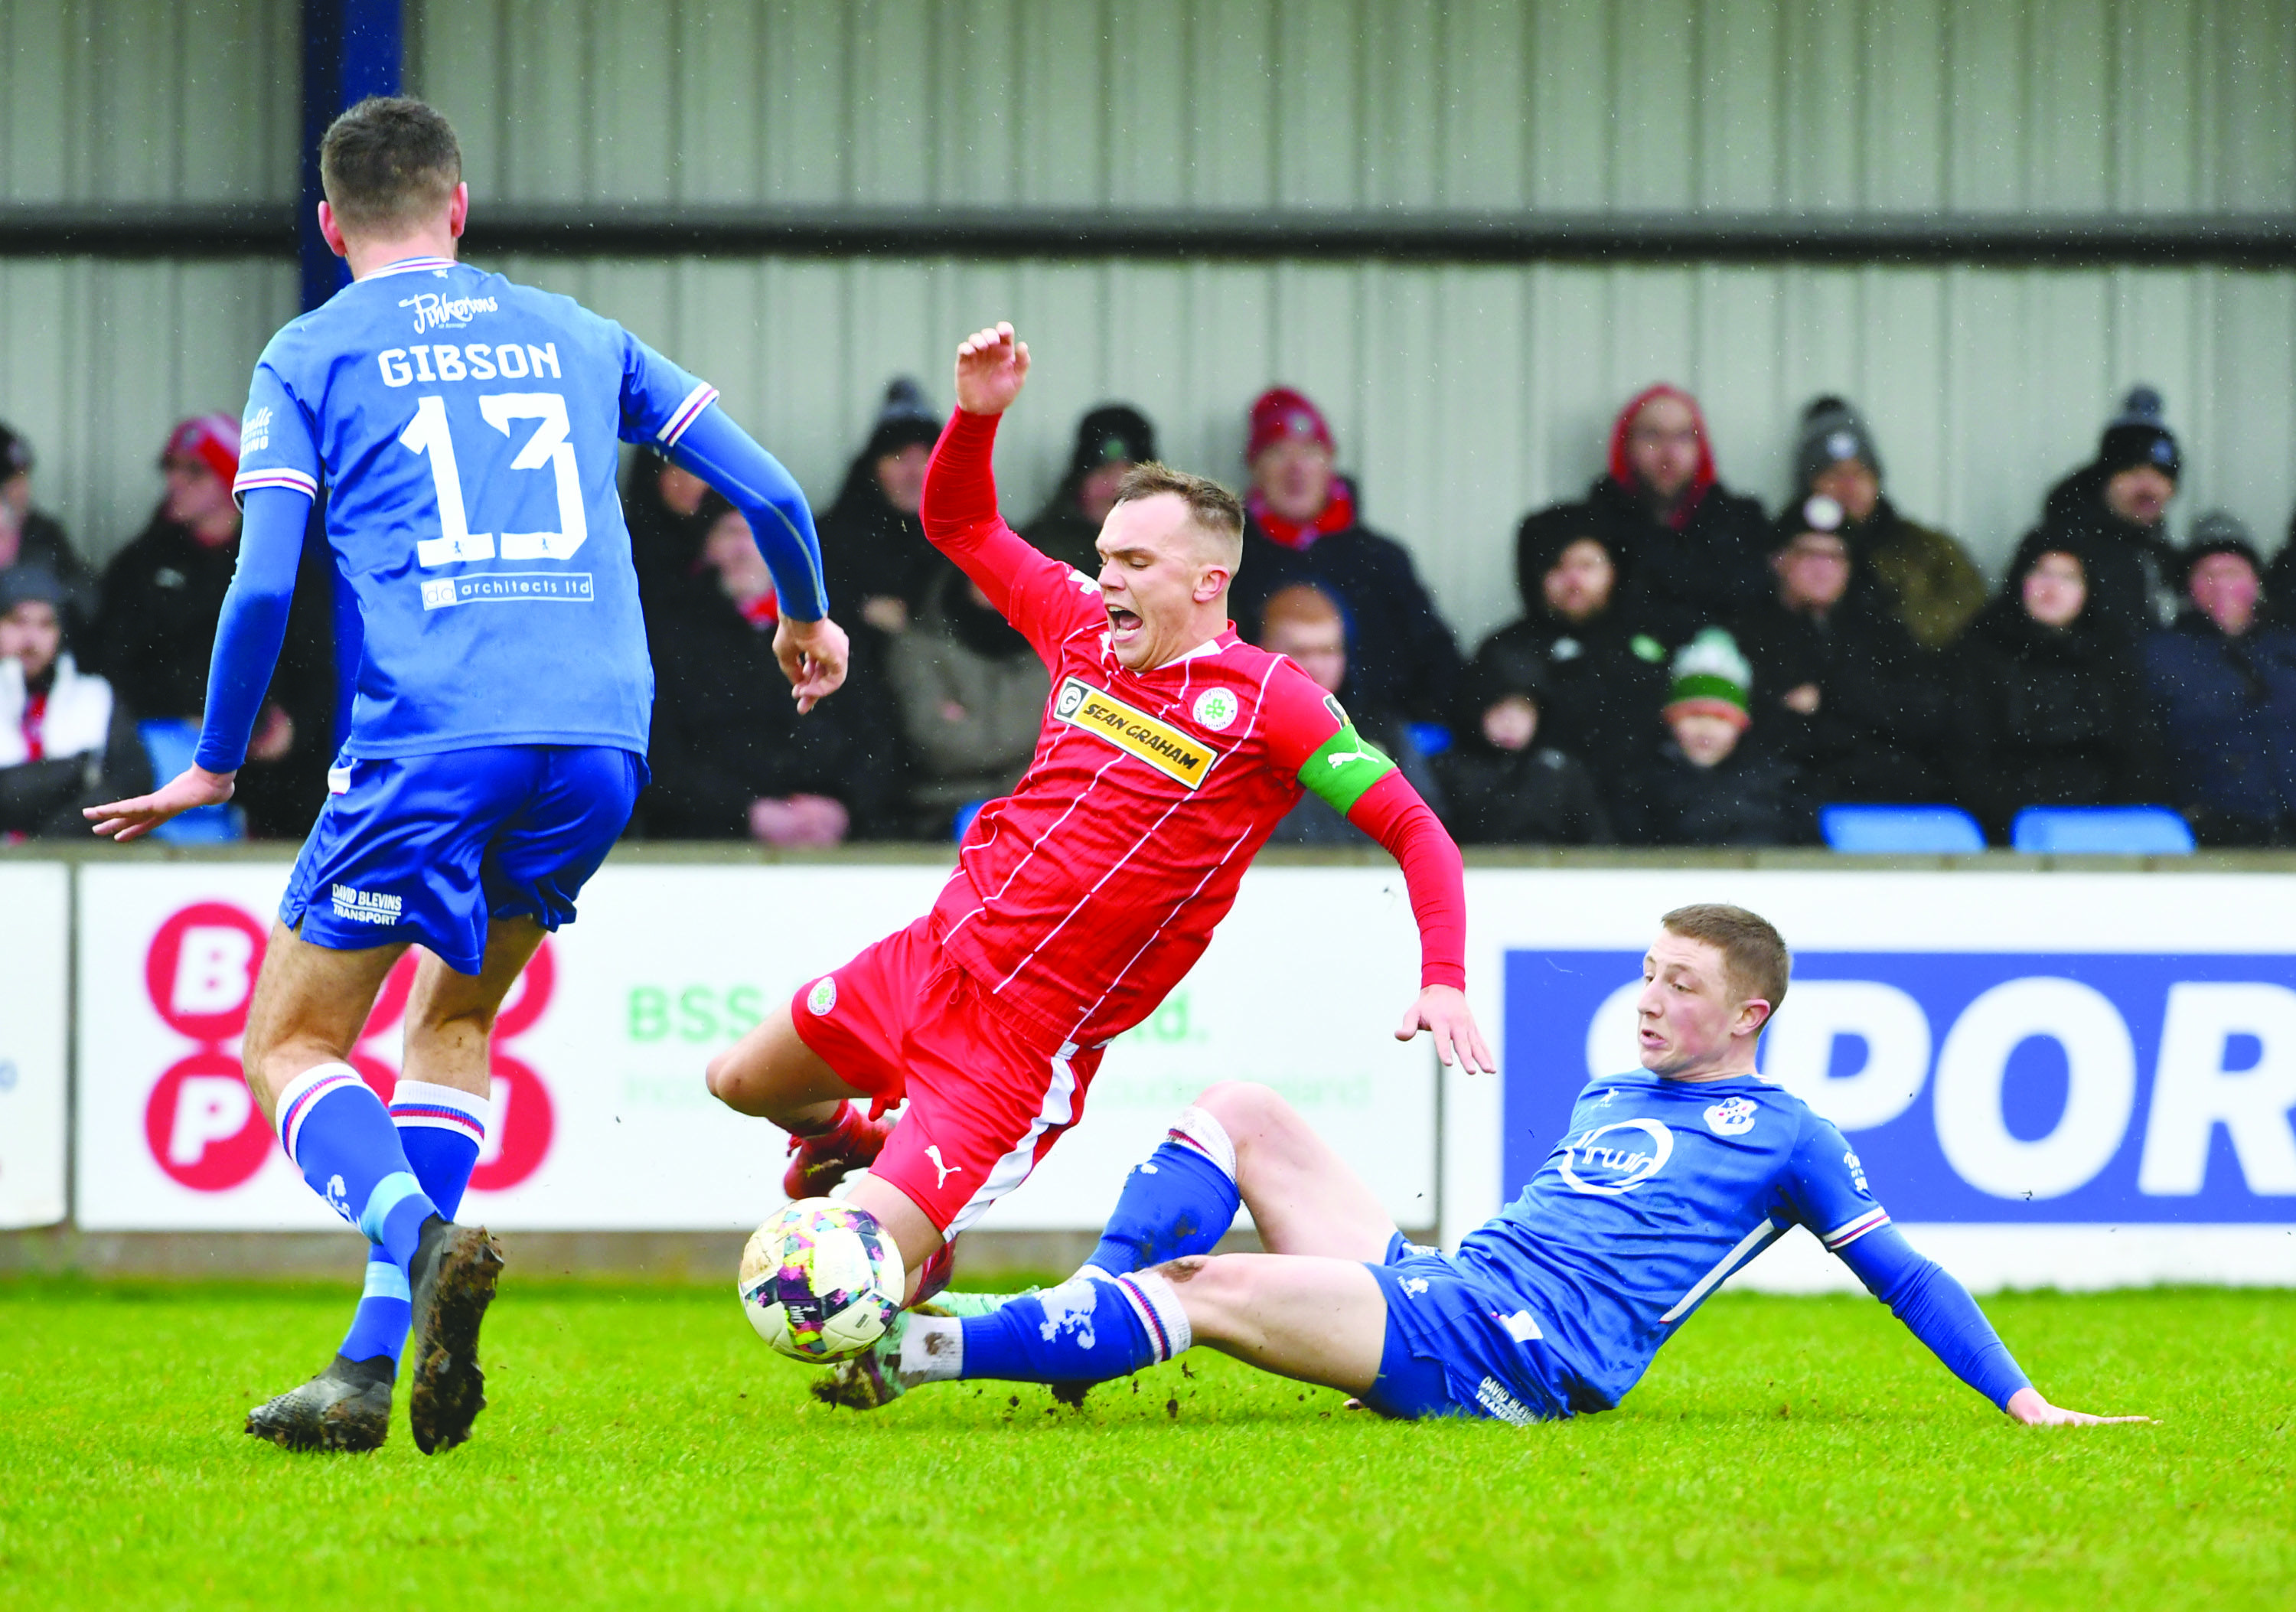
[1298,695,1397,815]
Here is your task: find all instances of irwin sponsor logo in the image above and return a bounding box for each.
[1052,676,1218,789]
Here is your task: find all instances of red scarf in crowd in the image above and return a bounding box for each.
[735,590,779,628]
[1247,479,1358,551]
[19,689,46,761]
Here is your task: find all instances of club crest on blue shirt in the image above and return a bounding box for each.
[1703,1097,1757,1136]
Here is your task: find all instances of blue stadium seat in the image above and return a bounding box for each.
[1819,804,1987,853]
[952,798,988,841]
[1407,722,1453,758]
[2011,806,2195,855]
[135,720,244,844]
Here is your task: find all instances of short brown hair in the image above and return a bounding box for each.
[321,97,462,232]
[1662,903,1790,1016]
[1114,462,1244,568]
[1260,582,1342,635]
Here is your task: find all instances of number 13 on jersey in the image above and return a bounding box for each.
[400,391,588,567]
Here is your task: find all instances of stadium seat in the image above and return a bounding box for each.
[1407,722,1452,757]
[952,798,988,840]
[2011,806,2195,855]
[1818,804,1987,854]
[135,720,244,844]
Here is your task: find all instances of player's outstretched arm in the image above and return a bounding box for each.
[84,484,308,841]
[667,406,846,713]
[2003,1386,2151,1426]
[953,321,1029,416]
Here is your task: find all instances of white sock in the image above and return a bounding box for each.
[1169,1104,1237,1180]
[898,1314,964,1385]
[1113,1268,1193,1360]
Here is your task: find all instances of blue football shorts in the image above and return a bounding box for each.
[279,744,645,974]
[1360,1234,1574,1425]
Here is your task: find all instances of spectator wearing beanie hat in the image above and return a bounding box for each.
[2141,511,2296,845]
[93,413,334,838]
[0,563,150,839]
[2031,385,2184,641]
[0,422,101,643]
[1577,383,1773,645]
[1791,395,1985,651]
[1019,403,1159,576]
[1949,532,2161,844]
[1230,385,1463,723]
[1487,501,1669,795]
[1613,628,1812,847]
[1732,494,1947,808]
[1433,641,1613,846]
[818,377,954,637]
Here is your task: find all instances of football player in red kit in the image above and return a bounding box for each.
[706,323,1489,1303]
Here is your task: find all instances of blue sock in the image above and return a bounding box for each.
[956,1271,1191,1384]
[1084,1105,1240,1277]
[339,1080,491,1368]
[276,1062,438,1274]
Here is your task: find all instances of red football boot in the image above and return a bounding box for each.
[781,1103,892,1200]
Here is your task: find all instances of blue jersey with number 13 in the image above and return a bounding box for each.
[232,255,717,759]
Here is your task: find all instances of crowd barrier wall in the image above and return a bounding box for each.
[7,852,2295,1292]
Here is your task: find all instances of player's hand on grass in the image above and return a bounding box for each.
[954,322,1030,416]
[1397,984,1497,1075]
[775,615,850,713]
[84,764,236,843]
[2004,1387,2151,1426]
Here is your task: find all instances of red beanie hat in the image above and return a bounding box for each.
[161,413,242,486]
[1247,387,1333,462]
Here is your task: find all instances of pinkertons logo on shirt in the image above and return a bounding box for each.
[1052,677,1218,789]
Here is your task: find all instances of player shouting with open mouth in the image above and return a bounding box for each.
[706,322,1491,1301]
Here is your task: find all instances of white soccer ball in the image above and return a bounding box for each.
[738,1198,905,1362]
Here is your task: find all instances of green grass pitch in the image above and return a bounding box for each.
[2,1277,2288,1611]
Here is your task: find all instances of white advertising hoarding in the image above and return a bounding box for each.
[1452,869,2296,1290]
[0,863,69,1229]
[73,860,1437,1232]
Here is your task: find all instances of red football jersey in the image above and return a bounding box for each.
[918,411,1462,1052]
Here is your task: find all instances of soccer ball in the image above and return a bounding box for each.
[738,1198,905,1362]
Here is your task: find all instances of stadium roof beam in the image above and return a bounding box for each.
[5,206,2294,269]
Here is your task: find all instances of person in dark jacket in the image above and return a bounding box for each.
[1229,387,1462,723]
[0,566,149,839]
[1789,396,1986,651]
[645,498,905,843]
[1019,404,1157,577]
[819,377,952,638]
[2143,514,2296,846]
[1951,534,2161,844]
[1578,383,1773,644]
[1495,503,1668,791]
[621,446,716,631]
[0,423,101,643]
[1733,497,1946,805]
[1613,628,1812,847]
[1253,582,1440,847]
[888,563,1052,836]
[93,414,331,839]
[2031,386,2184,642]
[1436,640,1613,846]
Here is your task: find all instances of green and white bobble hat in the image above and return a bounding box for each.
[1663,628,1753,729]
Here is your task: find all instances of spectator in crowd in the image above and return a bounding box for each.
[2033,386,2183,641]
[819,377,950,637]
[621,447,715,615]
[1020,404,1158,576]
[645,498,905,844]
[1497,503,1671,790]
[1231,387,1462,723]
[1253,582,1441,846]
[2143,514,2296,846]
[1790,396,1985,650]
[1613,629,1812,847]
[2265,508,2296,630]
[0,423,101,641]
[0,565,148,840]
[1733,497,1946,807]
[93,415,331,839]
[1950,534,2160,844]
[1578,383,1772,642]
[1435,644,1613,846]
[888,563,1051,836]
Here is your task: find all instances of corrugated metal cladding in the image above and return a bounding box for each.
[2,0,2292,651]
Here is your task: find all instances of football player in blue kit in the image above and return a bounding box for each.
[821,904,2147,1428]
[86,97,848,1454]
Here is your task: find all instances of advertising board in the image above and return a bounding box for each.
[0,863,69,1229]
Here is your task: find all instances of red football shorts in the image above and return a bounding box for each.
[789,915,1104,1235]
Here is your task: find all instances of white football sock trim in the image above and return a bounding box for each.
[1116,1269,1192,1360]
[899,1315,964,1385]
[1169,1105,1237,1181]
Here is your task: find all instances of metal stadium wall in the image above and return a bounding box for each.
[4,0,2295,648]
